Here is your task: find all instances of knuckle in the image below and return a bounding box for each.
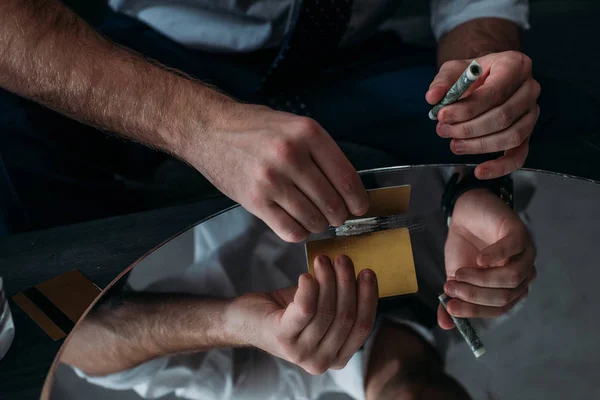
[497,108,512,130]
[291,117,322,139]
[500,289,515,306]
[478,138,488,153]
[460,123,474,139]
[326,196,346,220]
[531,79,542,97]
[256,165,278,187]
[298,303,316,320]
[338,311,356,329]
[355,319,375,338]
[330,358,350,370]
[307,213,327,232]
[307,360,329,375]
[286,229,308,243]
[318,308,337,326]
[273,139,300,164]
[247,188,268,209]
[284,348,303,365]
[487,84,501,103]
[509,130,523,149]
[464,287,478,303]
[506,269,525,287]
[339,169,359,196]
[519,53,533,72]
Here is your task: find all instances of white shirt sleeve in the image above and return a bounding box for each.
[431,0,530,41]
[73,350,236,400]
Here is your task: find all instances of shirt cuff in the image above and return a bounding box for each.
[431,0,530,41]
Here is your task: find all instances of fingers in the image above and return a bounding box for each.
[441,290,528,319]
[279,274,319,338]
[307,124,369,217]
[455,253,536,289]
[448,106,539,155]
[437,304,455,330]
[299,255,337,344]
[477,230,528,266]
[438,54,530,125]
[334,268,378,368]
[258,203,310,243]
[318,256,358,364]
[275,186,329,234]
[474,136,531,180]
[444,269,535,307]
[438,79,541,140]
[294,164,348,227]
[426,60,485,105]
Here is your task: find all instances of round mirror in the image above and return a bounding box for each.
[42,166,599,400]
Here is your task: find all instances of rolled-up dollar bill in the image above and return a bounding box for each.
[429,60,483,120]
[439,293,486,358]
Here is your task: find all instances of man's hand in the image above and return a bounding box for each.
[426,51,541,180]
[438,188,536,329]
[182,104,369,243]
[225,255,378,374]
[0,1,368,244]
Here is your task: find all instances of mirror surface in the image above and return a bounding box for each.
[44,166,600,400]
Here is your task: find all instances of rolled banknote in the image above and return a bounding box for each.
[429,60,483,120]
[439,293,486,358]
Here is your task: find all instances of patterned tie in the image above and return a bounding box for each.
[260,0,354,116]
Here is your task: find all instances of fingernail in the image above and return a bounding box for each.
[438,124,451,138]
[453,140,466,154]
[439,110,453,124]
[316,255,330,265]
[361,270,376,283]
[478,168,491,179]
[335,254,351,265]
[444,282,455,296]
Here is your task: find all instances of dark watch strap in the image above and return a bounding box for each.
[442,172,514,219]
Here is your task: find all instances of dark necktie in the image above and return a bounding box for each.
[260,0,354,115]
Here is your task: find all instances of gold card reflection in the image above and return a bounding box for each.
[305,185,418,298]
[306,228,418,298]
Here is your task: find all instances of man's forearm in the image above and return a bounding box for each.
[437,18,521,66]
[61,293,243,376]
[0,0,232,158]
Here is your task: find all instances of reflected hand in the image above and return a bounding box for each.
[427,51,541,180]
[226,255,378,374]
[438,188,536,329]
[183,103,369,243]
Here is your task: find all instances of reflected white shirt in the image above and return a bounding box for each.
[72,207,437,400]
[108,0,529,52]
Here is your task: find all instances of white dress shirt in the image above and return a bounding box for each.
[108,0,529,52]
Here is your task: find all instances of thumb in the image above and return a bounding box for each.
[426,60,474,105]
[278,274,318,338]
[437,303,455,330]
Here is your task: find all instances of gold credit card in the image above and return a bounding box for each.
[305,185,418,298]
[12,270,101,340]
[350,185,411,219]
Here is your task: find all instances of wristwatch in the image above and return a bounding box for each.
[442,171,514,225]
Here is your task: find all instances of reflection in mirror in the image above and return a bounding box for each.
[44,166,593,399]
